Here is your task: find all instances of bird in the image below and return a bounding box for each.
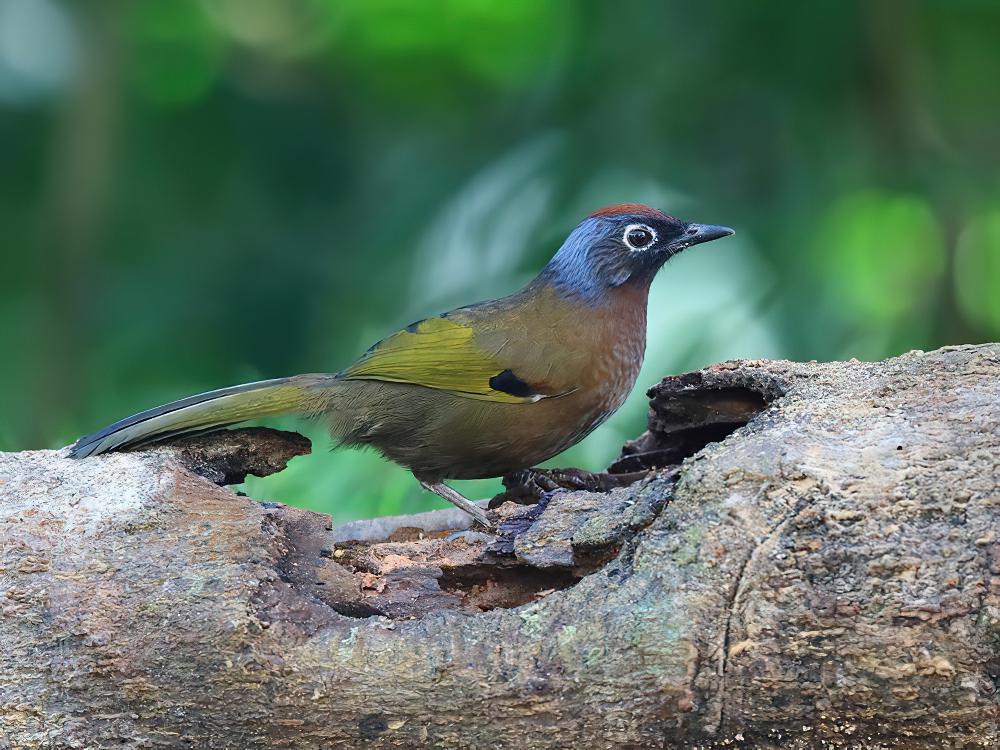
[69,204,734,528]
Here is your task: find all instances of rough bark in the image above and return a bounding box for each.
[1,345,998,749]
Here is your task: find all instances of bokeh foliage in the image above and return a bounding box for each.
[2,0,998,521]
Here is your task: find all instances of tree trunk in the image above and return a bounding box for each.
[1,345,998,749]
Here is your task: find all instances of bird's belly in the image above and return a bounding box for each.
[327,318,645,480]
[330,365,640,481]
[411,391,621,480]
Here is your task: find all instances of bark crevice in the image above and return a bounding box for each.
[711,493,808,736]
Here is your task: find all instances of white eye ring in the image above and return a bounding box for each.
[623,223,657,251]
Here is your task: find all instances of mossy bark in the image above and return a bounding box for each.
[1,345,998,748]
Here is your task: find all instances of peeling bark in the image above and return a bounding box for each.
[1,345,999,748]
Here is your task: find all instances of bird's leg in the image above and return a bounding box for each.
[418,479,495,530]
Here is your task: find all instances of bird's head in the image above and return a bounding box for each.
[539,203,734,303]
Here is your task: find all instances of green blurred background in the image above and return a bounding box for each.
[3,0,999,521]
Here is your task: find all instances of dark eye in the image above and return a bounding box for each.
[624,224,655,250]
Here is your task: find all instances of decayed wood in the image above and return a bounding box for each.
[1,345,998,749]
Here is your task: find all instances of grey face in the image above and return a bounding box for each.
[540,207,734,302]
[587,214,736,288]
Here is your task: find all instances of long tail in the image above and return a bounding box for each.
[68,375,332,458]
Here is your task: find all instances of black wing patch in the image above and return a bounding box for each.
[489,369,537,398]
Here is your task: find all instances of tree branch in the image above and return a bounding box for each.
[1,345,998,748]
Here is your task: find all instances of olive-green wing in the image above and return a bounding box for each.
[340,316,560,404]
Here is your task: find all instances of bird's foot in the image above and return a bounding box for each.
[490,467,650,508]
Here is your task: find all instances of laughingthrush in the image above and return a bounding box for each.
[70,204,734,527]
